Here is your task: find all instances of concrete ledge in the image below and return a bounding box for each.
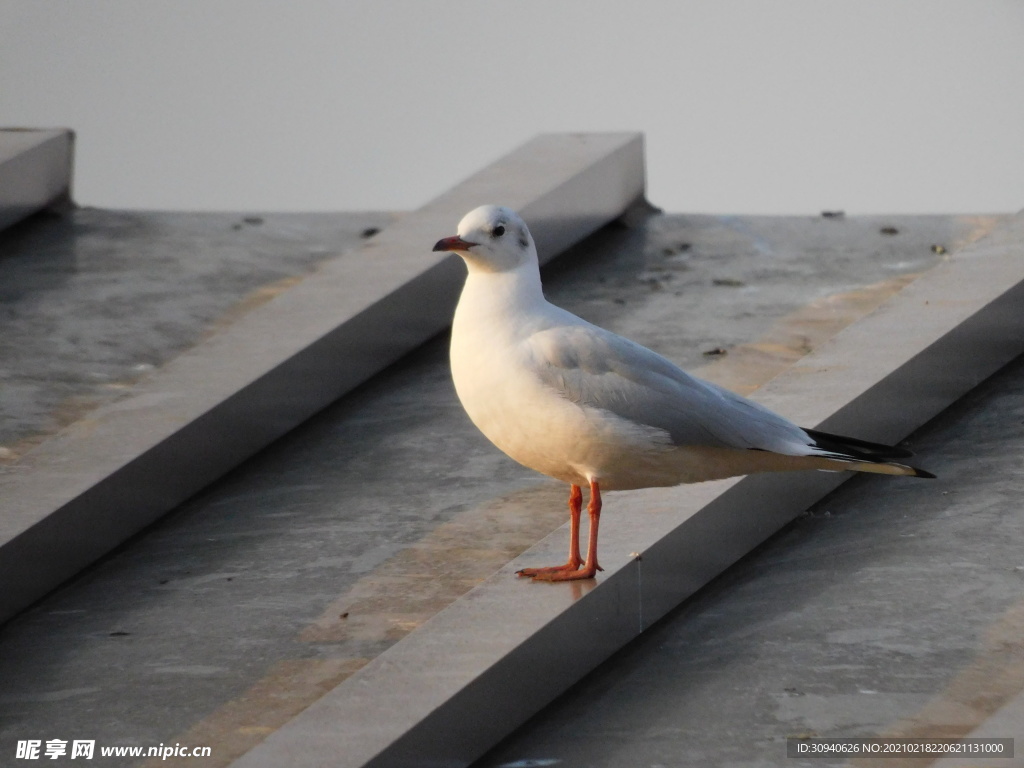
[228,211,1024,768]
[0,128,74,232]
[0,132,647,624]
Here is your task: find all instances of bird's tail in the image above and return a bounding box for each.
[803,428,936,479]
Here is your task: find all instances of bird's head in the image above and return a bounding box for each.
[433,205,536,273]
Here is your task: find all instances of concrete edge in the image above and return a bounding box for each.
[0,132,647,624]
[227,211,1024,768]
[0,128,74,232]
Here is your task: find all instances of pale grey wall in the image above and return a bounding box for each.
[1,0,1021,214]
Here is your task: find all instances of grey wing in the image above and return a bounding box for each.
[528,321,815,455]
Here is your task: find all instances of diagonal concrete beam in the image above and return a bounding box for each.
[0,132,647,624]
[0,128,74,232]
[228,211,1024,768]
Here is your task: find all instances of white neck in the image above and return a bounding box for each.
[454,259,548,337]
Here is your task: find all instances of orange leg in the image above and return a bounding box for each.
[521,480,603,582]
[517,484,583,578]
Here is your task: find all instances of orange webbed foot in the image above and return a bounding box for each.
[527,562,602,582]
[516,560,582,579]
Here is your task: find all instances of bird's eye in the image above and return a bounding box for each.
[492,225,505,237]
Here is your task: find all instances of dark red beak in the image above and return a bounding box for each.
[433,235,476,253]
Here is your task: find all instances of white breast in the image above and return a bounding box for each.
[450,270,676,489]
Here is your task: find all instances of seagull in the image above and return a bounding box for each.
[433,205,934,582]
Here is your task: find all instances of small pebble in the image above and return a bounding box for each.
[661,242,692,256]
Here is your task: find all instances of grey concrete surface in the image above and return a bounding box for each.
[933,690,1024,768]
[0,132,645,625]
[0,207,392,451]
[0,210,1007,767]
[473,352,1024,768]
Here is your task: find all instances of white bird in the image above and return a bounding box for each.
[433,205,934,582]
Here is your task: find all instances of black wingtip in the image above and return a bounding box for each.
[803,428,935,478]
[804,428,916,461]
